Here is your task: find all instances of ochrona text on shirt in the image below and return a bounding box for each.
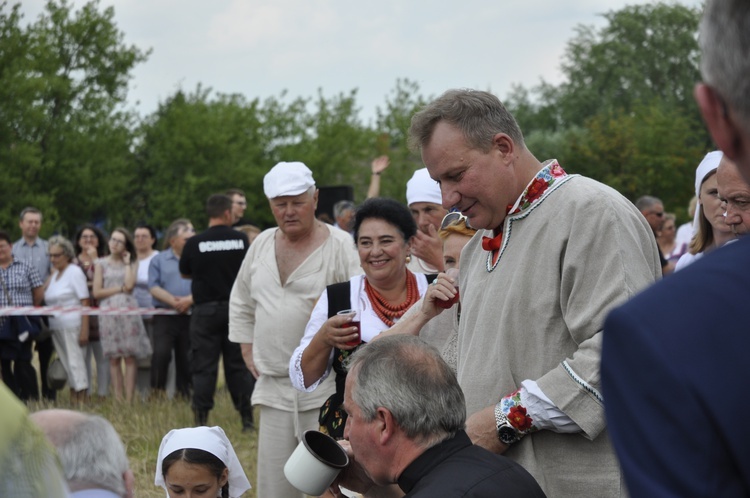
[198,240,246,252]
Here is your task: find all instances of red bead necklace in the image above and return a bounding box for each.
[364,270,420,327]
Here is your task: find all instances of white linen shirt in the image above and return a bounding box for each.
[44,264,89,330]
[229,224,361,411]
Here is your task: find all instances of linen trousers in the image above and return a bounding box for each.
[257,404,320,498]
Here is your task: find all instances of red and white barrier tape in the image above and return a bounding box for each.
[0,306,179,316]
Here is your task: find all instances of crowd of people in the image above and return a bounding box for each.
[1,1,749,496]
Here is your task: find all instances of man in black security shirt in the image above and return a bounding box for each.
[331,335,546,498]
[180,194,255,429]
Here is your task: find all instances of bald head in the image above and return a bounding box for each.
[30,409,133,497]
[31,409,88,447]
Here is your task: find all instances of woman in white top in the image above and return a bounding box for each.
[290,198,432,439]
[676,151,736,271]
[43,236,90,404]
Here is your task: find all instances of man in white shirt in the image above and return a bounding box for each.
[229,161,360,498]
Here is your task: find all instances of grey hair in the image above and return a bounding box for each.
[163,218,192,250]
[48,236,75,262]
[346,335,465,448]
[19,206,42,221]
[333,200,356,219]
[699,0,750,130]
[635,195,663,211]
[408,89,525,153]
[57,415,129,497]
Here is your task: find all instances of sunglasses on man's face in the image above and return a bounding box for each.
[441,211,470,230]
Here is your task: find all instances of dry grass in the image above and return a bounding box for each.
[27,381,259,497]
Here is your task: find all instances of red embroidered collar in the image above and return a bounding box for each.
[482,160,567,269]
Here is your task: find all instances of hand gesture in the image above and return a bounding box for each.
[412,225,445,271]
[85,246,98,260]
[123,251,131,265]
[371,155,390,175]
[421,271,458,319]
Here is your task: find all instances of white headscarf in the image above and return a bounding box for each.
[692,151,724,235]
[154,426,251,498]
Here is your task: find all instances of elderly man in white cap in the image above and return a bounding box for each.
[229,161,361,498]
[406,168,448,273]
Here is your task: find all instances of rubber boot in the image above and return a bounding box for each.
[194,409,209,427]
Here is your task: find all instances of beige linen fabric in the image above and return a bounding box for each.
[458,174,661,497]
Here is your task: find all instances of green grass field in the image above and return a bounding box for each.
[28,386,260,498]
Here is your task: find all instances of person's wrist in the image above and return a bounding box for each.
[371,172,380,176]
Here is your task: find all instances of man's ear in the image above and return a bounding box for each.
[491,133,515,164]
[375,407,396,445]
[695,83,744,162]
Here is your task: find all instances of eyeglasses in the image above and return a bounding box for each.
[49,252,64,258]
[649,211,664,218]
[441,211,470,230]
[80,234,96,240]
[233,201,247,207]
[110,239,126,246]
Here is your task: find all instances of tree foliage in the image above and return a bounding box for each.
[0,0,148,237]
[3,0,714,238]
[505,2,709,221]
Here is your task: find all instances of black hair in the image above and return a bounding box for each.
[73,224,109,257]
[162,448,229,498]
[206,194,233,219]
[353,197,417,243]
[134,223,158,249]
[0,230,10,245]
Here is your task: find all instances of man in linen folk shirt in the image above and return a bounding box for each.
[229,161,360,498]
[602,1,750,495]
[409,89,661,497]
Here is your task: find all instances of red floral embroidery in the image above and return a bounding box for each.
[550,162,566,178]
[526,178,547,203]
[507,405,534,432]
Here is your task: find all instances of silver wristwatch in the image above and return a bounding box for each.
[494,402,520,445]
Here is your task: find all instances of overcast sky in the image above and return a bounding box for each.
[18,0,702,124]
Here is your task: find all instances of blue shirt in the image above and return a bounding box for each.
[148,248,192,308]
[0,260,43,306]
[12,237,50,281]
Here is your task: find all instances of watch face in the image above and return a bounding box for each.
[498,426,518,445]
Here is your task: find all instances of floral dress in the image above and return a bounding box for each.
[97,259,152,359]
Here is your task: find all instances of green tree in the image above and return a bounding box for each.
[557,2,703,129]
[0,0,148,237]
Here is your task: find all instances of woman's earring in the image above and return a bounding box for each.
[406,253,412,264]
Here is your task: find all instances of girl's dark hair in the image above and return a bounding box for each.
[353,198,417,243]
[162,448,229,498]
[73,224,109,257]
[134,223,158,249]
[111,227,136,258]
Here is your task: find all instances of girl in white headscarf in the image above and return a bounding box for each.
[675,151,736,271]
[155,426,251,498]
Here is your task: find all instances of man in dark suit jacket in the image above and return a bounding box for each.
[601,1,750,496]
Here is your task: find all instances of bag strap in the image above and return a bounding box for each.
[327,281,351,318]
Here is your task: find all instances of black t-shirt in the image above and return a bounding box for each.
[179,225,249,305]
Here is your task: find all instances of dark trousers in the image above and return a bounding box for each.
[36,336,56,401]
[1,340,39,401]
[190,302,255,417]
[151,314,191,397]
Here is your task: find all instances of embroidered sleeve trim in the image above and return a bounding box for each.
[561,360,603,404]
[498,389,538,436]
